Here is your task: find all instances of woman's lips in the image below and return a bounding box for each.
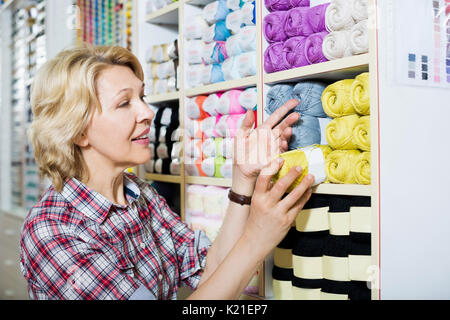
[131,137,150,145]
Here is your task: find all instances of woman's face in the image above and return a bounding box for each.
[83,65,154,170]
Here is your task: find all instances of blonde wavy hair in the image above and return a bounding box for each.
[29,45,144,192]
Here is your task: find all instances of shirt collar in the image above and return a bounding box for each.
[60,174,141,224]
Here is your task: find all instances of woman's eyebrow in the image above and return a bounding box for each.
[115,83,145,97]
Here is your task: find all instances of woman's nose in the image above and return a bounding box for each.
[136,99,154,124]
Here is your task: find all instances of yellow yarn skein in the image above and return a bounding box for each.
[353,115,371,151]
[274,145,332,192]
[326,114,360,150]
[321,79,357,118]
[325,150,361,184]
[355,152,371,185]
[350,72,370,116]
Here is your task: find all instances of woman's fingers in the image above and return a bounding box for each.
[285,187,313,222]
[236,109,255,139]
[269,166,304,203]
[278,173,314,213]
[274,112,300,135]
[262,99,298,130]
[255,157,285,194]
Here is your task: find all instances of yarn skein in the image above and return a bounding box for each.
[304,31,329,65]
[264,42,290,73]
[325,114,360,150]
[290,114,322,149]
[306,2,330,33]
[203,0,231,25]
[349,19,369,55]
[325,0,356,32]
[353,115,370,151]
[350,72,370,115]
[264,11,289,43]
[292,81,328,117]
[354,151,371,185]
[325,149,361,184]
[265,84,296,114]
[284,7,314,38]
[322,30,353,61]
[321,79,357,118]
[265,0,292,12]
[283,36,309,68]
[273,144,332,192]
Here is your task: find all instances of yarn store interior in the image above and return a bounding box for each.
[1,0,450,301]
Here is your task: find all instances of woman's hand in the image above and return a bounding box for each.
[233,99,300,183]
[242,157,314,256]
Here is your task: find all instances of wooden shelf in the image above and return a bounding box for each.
[146,2,179,25]
[264,54,370,85]
[313,183,372,196]
[145,173,182,184]
[185,76,257,97]
[147,91,180,104]
[185,176,232,187]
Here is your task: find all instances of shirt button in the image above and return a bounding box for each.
[158,274,163,281]
[140,242,146,249]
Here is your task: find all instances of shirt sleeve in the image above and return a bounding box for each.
[20,217,148,300]
[152,189,212,290]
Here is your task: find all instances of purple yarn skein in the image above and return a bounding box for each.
[284,7,314,38]
[282,36,309,68]
[263,11,289,43]
[304,31,329,64]
[306,3,330,33]
[264,42,290,73]
[264,0,292,12]
[290,0,310,7]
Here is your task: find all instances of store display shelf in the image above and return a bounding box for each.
[145,173,182,184]
[146,1,179,25]
[313,183,372,196]
[185,76,257,97]
[264,54,370,85]
[185,176,232,187]
[147,91,180,104]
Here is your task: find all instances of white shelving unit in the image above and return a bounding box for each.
[134,0,379,300]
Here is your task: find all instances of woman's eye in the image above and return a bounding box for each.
[119,101,129,108]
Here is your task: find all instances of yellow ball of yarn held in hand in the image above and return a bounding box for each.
[273,149,309,193]
[273,145,332,192]
[325,150,361,184]
[326,114,360,150]
[353,115,371,151]
[350,72,370,116]
[355,151,371,185]
[321,79,357,118]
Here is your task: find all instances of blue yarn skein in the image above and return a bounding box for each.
[292,81,329,118]
[210,64,225,83]
[214,20,232,41]
[215,0,232,22]
[265,84,296,114]
[289,114,321,149]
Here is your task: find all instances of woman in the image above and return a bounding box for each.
[19,45,314,300]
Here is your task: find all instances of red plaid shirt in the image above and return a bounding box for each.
[19,173,210,300]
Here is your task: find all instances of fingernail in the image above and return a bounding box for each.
[278,158,284,164]
[296,166,302,173]
[307,174,314,181]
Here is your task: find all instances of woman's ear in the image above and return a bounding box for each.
[74,132,89,148]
